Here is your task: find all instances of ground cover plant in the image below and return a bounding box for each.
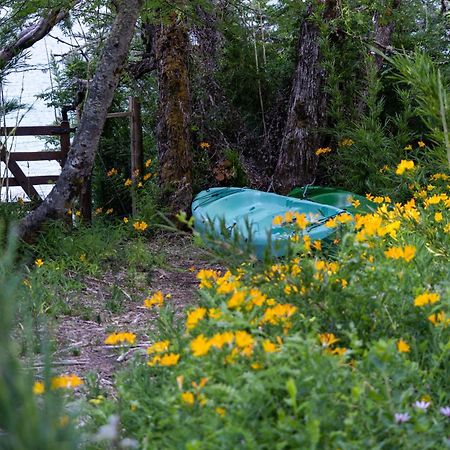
[1,1,449,449]
[78,166,450,449]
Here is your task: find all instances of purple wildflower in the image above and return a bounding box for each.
[440,406,450,417]
[414,401,431,411]
[395,413,410,424]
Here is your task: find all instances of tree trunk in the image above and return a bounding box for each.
[155,12,192,215]
[17,0,143,242]
[272,1,338,195]
[356,0,401,115]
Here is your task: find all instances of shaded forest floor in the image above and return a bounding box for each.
[43,234,220,391]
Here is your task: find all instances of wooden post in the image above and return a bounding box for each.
[130,97,143,215]
[60,111,71,166]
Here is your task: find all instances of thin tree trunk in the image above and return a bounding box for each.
[0,0,81,70]
[17,0,143,242]
[356,0,401,115]
[155,12,192,215]
[272,1,338,195]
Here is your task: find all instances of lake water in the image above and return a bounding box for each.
[1,32,75,201]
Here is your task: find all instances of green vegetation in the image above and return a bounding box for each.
[1,1,449,449]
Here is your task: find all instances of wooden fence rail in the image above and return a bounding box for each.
[0,119,74,202]
[1,97,143,222]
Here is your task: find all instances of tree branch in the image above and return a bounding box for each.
[0,0,82,69]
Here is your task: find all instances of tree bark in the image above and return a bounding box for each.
[272,1,338,195]
[356,0,401,115]
[0,0,81,71]
[155,12,192,215]
[17,0,143,242]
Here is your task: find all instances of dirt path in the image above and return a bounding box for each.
[51,234,220,390]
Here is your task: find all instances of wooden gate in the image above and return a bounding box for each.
[0,117,73,202]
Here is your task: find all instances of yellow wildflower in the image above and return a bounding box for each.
[147,340,170,354]
[181,392,195,405]
[395,159,415,175]
[404,144,412,151]
[397,339,410,353]
[143,173,152,181]
[209,308,222,319]
[315,146,332,156]
[104,332,136,345]
[158,353,180,366]
[339,138,354,146]
[107,168,118,177]
[144,291,165,308]
[418,140,426,148]
[427,312,448,326]
[215,407,226,416]
[94,207,103,215]
[199,142,210,149]
[190,334,211,357]
[124,178,133,187]
[133,221,148,231]
[227,290,246,309]
[145,159,152,168]
[35,258,44,268]
[50,375,83,390]
[273,215,284,226]
[235,330,254,348]
[434,212,443,222]
[262,339,280,353]
[123,217,129,223]
[210,331,234,349]
[106,208,113,215]
[186,307,207,330]
[33,381,45,395]
[319,333,339,347]
[414,292,440,307]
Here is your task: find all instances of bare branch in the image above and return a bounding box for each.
[0,0,82,69]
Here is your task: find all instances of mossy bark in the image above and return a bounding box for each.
[155,13,192,215]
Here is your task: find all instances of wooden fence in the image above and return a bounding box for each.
[0,97,143,220]
[0,116,73,202]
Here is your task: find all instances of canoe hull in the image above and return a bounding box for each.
[288,186,376,214]
[192,187,344,258]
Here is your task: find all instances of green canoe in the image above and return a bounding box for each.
[288,186,376,214]
[192,187,345,258]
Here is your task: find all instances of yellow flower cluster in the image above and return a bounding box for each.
[148,353,180,367]
[133,221,148,231]
[315,146,332,156]
[104,332,136,345]
[395,159,415,175]
[339,138,354,147]
[33,374,83,395]
[325,212,353,228]
[273,211,309,229]
[414,292,440,307]
[144,291,165,308]
[384,245,416,262]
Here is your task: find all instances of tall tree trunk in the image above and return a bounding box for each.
[272,1,338,195]
[17,0,142,242]
[155,12,192,215]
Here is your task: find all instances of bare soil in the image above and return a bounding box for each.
[50,233,221,391]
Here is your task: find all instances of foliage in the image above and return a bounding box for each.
[0,227,79,450]
[83,168,450,449]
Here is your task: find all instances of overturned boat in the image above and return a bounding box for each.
[192,187,345,258]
